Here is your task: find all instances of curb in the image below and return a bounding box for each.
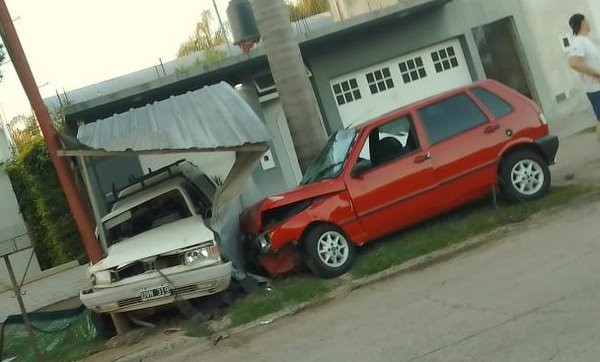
[113,336,208,362]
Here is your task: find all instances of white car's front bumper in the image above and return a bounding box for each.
[80,261,232,314]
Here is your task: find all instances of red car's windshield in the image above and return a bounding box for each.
[300,129,357,185]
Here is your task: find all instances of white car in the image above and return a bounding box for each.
[80,161,232,314]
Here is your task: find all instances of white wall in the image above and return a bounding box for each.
[0,126,12,163]
[0,249,42,288]
[0,130,42,282]
[0,166,42,285]
[519,0,596,119]
[0,263,88,322]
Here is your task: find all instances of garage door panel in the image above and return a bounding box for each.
[331,38,472,128]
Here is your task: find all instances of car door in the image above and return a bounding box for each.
[415,91,500,211]
[344,113,441,241]
[469,85,527,155]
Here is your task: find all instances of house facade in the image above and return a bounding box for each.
[326,0,599,119]
[46,0,597,214]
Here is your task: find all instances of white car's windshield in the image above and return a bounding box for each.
[104,189,192,247]
[301,129,357,185]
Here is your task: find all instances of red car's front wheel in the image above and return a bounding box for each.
[305,225,355,278]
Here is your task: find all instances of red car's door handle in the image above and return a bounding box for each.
[484,124,501,134]
[414,152,431,164]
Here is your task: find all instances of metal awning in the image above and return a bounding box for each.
[57,81,271,224]
[57,81,270,157]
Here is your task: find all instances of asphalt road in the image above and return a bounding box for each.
[162,195,600,362]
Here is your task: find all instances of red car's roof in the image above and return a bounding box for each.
[353,79,503,131]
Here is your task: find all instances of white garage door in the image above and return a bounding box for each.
[330,38,472,128]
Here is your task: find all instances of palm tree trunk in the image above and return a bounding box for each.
[253,0,326,172]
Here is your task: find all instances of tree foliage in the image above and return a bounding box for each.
[5,137,83,269]
[8,114,41,154]
[175,48,228,75]
[286,0,329,22]
[177,10,228,58]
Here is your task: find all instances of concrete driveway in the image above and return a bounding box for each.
[551,111,600,185]
[154,111,600,362]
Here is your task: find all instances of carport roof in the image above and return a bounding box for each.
[57,82,270,157]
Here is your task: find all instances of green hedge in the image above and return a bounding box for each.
[5,137,82,269]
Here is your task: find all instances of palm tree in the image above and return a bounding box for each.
[253,0,326,172]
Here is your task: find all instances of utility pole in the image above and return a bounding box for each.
[0,0,103,263]
[0,0,132,336]
[212,0,233,54]
[5,255,42,361]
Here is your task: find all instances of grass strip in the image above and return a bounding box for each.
[228,277,333,327]
[576,126,596,135]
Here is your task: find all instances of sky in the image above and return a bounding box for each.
[0,0,231,124]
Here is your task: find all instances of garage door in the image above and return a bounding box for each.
[330,38,472,128]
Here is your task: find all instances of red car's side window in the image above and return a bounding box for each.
[355,115,421,171]
[471,87,514,119]
[417,93,488,145]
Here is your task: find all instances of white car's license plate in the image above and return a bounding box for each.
[140,284,171,301]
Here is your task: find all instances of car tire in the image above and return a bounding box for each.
[304,224,355,278]
[500,150,550,202]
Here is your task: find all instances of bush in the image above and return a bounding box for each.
[5,137,82,269]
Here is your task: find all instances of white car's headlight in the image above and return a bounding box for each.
[92,270,113,285]
[183,245,220,265]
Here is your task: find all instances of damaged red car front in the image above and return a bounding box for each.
[240,129,363,278]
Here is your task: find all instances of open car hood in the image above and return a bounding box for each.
[90,216,214,272]
[240,179,345,235]
[264,179,344,209]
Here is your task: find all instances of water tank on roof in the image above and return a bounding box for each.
[227,0,260,45]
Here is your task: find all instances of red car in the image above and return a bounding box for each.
[240,80,558,278]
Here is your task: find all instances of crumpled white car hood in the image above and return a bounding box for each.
[90,215,214,273]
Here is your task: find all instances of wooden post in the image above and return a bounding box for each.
[0,0,104,263]
[110,313,131,335]
[4,255,43,361]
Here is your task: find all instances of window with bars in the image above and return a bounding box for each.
[431,46,459,73]
[399,57,427,83]
[332,78,362,106]
[366,67,395,94]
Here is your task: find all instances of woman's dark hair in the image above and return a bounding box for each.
[569,13,585,35]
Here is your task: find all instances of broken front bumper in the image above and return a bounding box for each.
[80,261,232,314]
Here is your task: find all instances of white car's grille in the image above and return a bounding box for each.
[116,254,181,280]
